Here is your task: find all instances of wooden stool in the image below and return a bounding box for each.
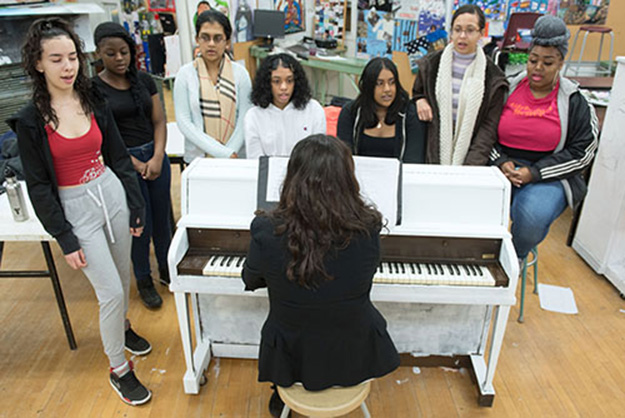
[564,26,614,77]
[277,381,372,418]
[518,246,538,323]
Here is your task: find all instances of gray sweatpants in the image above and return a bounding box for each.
[59,169,132,368]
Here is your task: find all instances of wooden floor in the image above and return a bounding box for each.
[2,92,625,416]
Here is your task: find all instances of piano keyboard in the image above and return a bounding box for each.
[201,255,495,287]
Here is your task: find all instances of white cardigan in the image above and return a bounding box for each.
[173,60,252,162]
[244,99,326,159]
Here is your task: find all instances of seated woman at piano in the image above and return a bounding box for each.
[412,5,508,165]
[244,53,326,159]
[490,15,598,263]
[242,135,400,416]
[173,9,252,162]
[336,57,426,163]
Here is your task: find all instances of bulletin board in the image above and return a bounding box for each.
[314,0,347,43]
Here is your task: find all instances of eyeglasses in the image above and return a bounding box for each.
[452,27,480,37]
[198,34,226,44]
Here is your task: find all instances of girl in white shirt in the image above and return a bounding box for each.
[245,53,326,159]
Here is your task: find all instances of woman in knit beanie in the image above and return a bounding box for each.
[490,15,598,267]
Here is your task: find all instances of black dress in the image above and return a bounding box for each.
[242,215,400,391]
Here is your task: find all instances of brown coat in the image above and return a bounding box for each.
[412,49,508,165]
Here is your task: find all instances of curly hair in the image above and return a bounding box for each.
[353,57,409,131]
[94,22,152,133]
[251,53,312,110]
[269,134,383,289]
[21,18,95,129]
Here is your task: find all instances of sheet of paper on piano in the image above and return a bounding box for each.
[259,155,401,227]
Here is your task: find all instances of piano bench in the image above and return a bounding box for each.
[277,381,372,418]
[518,246,539,323]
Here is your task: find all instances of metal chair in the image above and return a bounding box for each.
[564,26,614,77]
[518,246,538,323]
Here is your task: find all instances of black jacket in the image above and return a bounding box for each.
[336,99,426,163]
[490,73,599,208]
[242,215,400,391]
[412,48,508,165]
[7,101,145,254]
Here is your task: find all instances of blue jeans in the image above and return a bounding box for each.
[127,141,172,283]
[510,180,567,259]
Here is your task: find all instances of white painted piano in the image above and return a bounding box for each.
[168,158,518,406]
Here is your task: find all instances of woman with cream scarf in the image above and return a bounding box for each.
[412,5,507,165]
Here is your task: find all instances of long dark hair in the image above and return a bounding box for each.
[251,53,312,109]
[271,135,383,289]
[353,57,409,130]
[94,22,152,130]
[22,18,95,128]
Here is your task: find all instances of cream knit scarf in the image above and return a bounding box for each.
[435,43,486,165]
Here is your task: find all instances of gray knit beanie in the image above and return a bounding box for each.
[531,15,570,59]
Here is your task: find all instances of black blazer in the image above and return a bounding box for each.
[242,215,400,391]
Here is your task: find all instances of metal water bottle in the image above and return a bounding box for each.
[4,167,29,222]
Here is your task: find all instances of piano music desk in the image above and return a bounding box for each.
[0,185,76,350]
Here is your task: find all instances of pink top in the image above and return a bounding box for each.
[498,77,561,152]
[45,114,106,186]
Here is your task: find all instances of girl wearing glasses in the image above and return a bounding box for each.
[9,18,151,405]
[245,53,326,159]
[412,5,507,165]
[174,9,252,162]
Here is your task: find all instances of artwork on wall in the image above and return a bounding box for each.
[418,0,445,36]
[357,8,395,58]
[275,0,305,34]
[455,0,507,20]
[314,0,346,42]
[558,0,610,24]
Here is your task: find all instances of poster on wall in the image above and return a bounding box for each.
[357,9,395,58]
[507,0,553,15]
[418,0,445,36]
[275,0,305,34]
[393,19,418,51]
[558,0,609,24]
[314,0,346,42]
[233,0,254,42]
[394,0,421,20]
[455,0,507,20]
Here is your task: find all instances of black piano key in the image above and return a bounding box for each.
[210,256,218,266]
[409,263,415,274]
[220,256,228,266]
[474,264,484,276]
[226,257,234,266]
[463,264,471,275]
[447,264,454,275]
[426,264,432,275]
[453,264,461,275]
[399,263,405,274]
[416,264,422,274]
[468,264,477,276]
[391,263,398,274]
[236,257,244,267]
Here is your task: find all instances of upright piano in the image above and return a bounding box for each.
[168,158,518,406]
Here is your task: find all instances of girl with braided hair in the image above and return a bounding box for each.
[8,17,152,405]
[92,22,172,310]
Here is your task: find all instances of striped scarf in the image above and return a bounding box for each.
[194,55,237,149]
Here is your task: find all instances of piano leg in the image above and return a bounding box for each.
[174,291,212,394]
[470,304,511,407]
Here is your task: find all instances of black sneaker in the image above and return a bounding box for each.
[158,267,170,286]
[137,279,162,309]
[269,386,289,417]
[109,361,152,406]
[125,327,152,356]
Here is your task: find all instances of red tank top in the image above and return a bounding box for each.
[45,114,106,186]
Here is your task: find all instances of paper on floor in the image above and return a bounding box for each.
[537,283,578,314]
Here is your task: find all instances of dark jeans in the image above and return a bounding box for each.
[127,141,172,283]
